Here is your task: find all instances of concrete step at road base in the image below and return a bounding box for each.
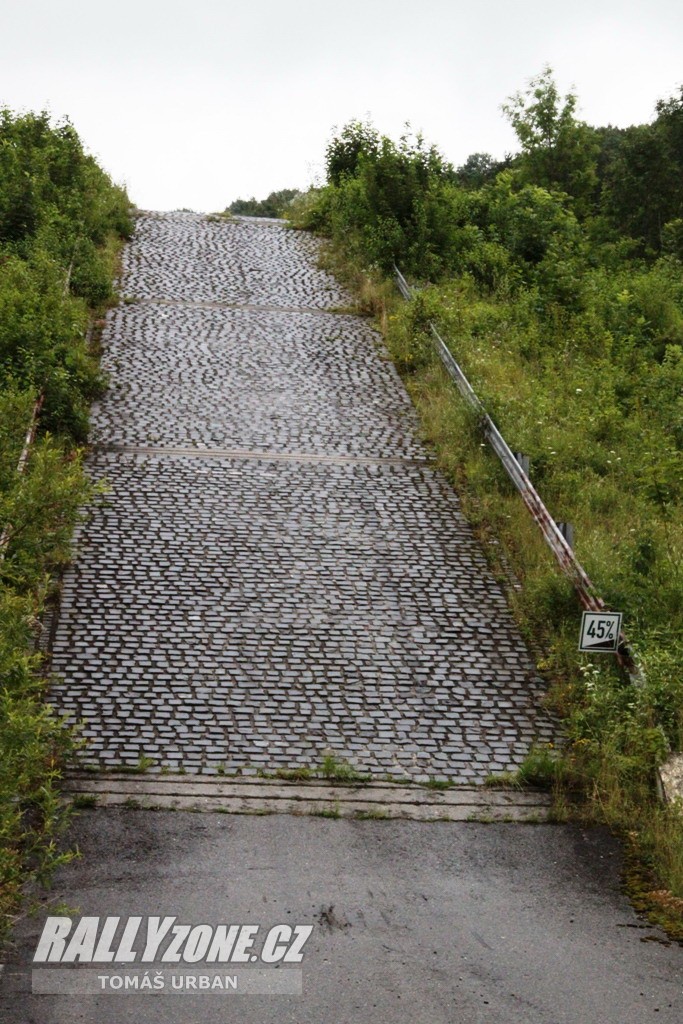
[63,773,552,822]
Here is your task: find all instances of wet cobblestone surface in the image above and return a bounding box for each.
[120,212,348,308]
[48,211,556,780]
[91,302,425,458]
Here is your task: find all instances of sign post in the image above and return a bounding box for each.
[579,611,623,653]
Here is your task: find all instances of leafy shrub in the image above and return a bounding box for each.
[0,108,131,946]
[293,81,683,916]
[226,188,302,218]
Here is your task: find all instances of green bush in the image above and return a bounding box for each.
[293,77,683,921]
[226,188,302,218]
[0,108,131,947]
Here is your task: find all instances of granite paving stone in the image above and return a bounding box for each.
[47,211,557,781]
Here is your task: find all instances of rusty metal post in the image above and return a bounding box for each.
[0,393,45,561]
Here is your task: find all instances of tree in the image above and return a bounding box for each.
[325,121,380,185]
[601,90,683,253]
[227,189,301,218]
[502,67,599,215]
[455,152,510,189]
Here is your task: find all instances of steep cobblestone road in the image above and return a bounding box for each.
[49,211,555,781]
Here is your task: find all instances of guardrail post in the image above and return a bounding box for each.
[514,452,530,476]
[556,522,574,550]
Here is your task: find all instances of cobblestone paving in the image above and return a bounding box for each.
[120,212,348,308]
[90,303,425,458]
[49,211,556,781]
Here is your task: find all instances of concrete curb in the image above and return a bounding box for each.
[63,773,552,822]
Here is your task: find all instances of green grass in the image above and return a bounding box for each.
[320,754,369,784]
[118,755,156,774]
[310,239,683,935]
[313,805,341,819]
[274,767,314,782]
[286,97,683,930]
[377,278,683,925]
[420,777,455,791]
[72,794,98,809]
[483,772,524,789]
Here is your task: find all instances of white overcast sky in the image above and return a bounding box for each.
[2,0,682,212]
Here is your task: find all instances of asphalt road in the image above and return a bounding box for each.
[1,810,681,1023]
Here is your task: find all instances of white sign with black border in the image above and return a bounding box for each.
[579,611,622,653]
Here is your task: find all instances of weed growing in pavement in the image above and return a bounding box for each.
[71,794,98,809]
[483,772,524,789]
[320,754,369,784]
[274,767,314,782]
[118,755,156,774]
[421,777,456,790]
[314,803,341,819]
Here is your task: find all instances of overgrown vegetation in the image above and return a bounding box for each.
[226,188,302,219]
[0,109,132,945]
[289,68,683,930]
[320,753,369,784]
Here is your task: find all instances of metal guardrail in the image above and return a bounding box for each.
[393,266,641,683]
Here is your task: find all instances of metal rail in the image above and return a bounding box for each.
[393,266,641,682]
